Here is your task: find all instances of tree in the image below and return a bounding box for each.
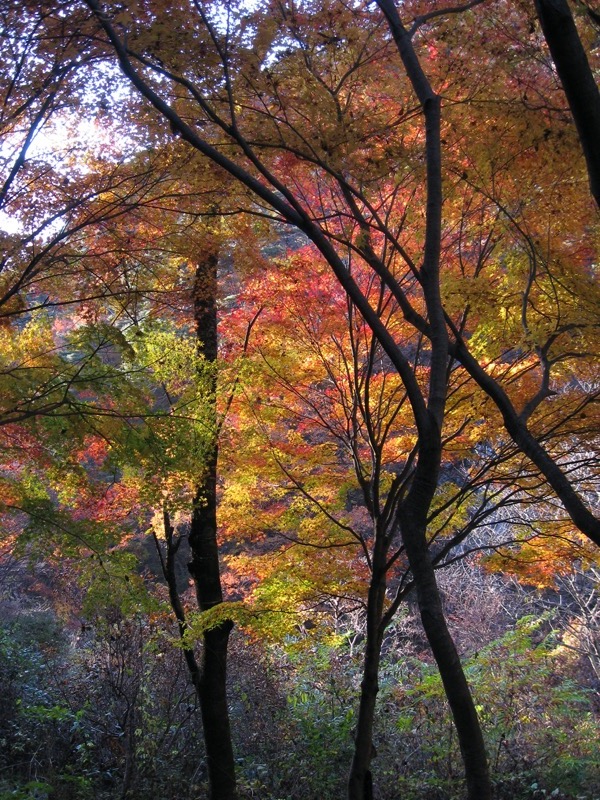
[221,247,594,798]
[80,0,599,543]
[3,0,598,797]
[1,51,243,793]
[66,1,599,797]
[187,237,237,800]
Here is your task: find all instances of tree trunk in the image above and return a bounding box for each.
[535,0,600,208]
[188,482,236,800]
[197,614,236,800]
[348,567,386,800]
[187,247,237,800]
[401,462,491,800]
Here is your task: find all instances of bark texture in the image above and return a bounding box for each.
[187,249,237,800]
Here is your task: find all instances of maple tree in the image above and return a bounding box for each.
[0,29,243,790]
[221,244,596,799]
[1,1,599,799]
[80,0,599,539]
[73,2,599,798]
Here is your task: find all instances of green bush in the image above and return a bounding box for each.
[2,604,597,800]
[231,615,599,800]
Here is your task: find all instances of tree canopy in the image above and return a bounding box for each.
[1,2,599,800]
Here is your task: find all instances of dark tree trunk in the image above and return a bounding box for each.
[347,456,492,800]
[347,564,386,800]
[400,451,492,800]
[535,0,600,208]
[188,480,236,800]
[402,526,491,799]
[186,248,237,800]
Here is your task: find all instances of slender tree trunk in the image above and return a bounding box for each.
[401,456,491,800]
[405,529,490,799]
[348,564,386,800]
[375,4,491,794]
[120,699,136,800]
[347,462,491,800]
[186,247,237,800]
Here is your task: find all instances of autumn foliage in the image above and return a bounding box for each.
[0,1,599,800]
